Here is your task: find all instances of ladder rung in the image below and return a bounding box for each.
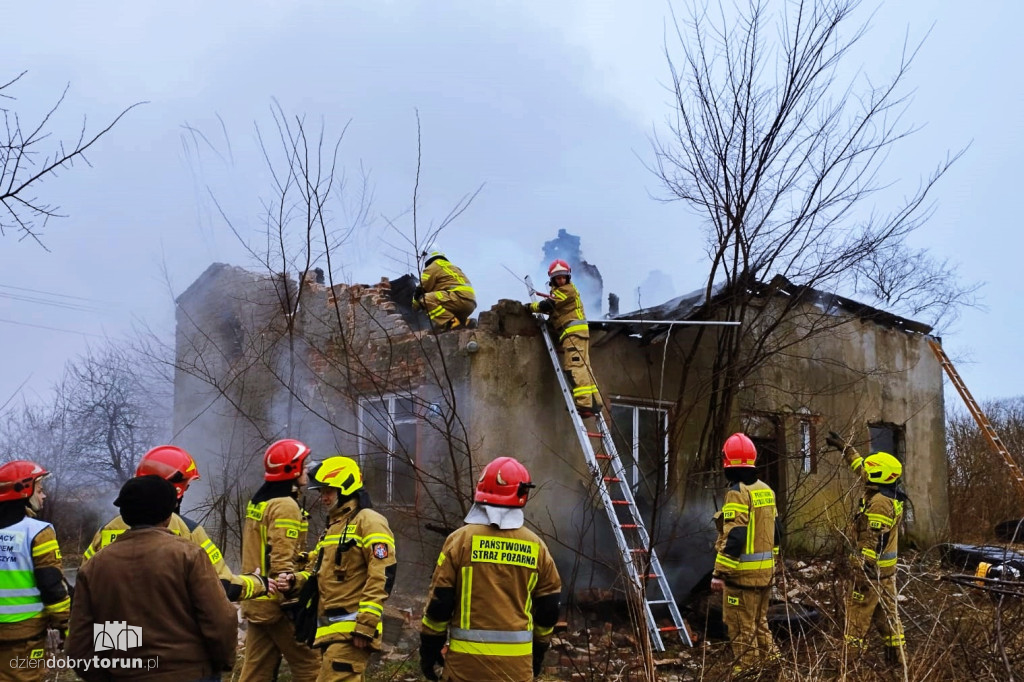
[620,524,638,529]
[603,477,622,482]
[658,625,681,632]
[646,599,671,605]
[629,548,649,553]
[595,454,611,460]
[586,431,602,438]
[611,500,631,505]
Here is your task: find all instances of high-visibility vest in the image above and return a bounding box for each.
[0,517,50,623]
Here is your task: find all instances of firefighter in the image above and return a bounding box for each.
[825,431,907,666]
[0,461,70,682]
[239,439,321,681]
[419,456,562,682]
[83,444,270,602]
[66,475,238,680]
[414,247,476,330]
[282,456,396,681]
[710,433,780,676]
[526,259,603,418]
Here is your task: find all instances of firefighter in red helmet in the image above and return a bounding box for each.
[420,457,562,682]
[239,439,321,681]
[83,445,270,602]
[414,246,477,331]
[0,461,70,680]
[711,433,780,676]
[526,259,604,418]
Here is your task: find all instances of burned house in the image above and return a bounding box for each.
[172,263,949,599]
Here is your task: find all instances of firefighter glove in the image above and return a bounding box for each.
[412,298,422,311]
[414,285,426,299]
[825,430,846,452]
[537,297,555,315]
[533,640,550,677]
[419,633,445,681]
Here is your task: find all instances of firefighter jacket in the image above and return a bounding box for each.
[294,498,396,649]
[241,494,310,623]
[0,513,70,642]
[532,282,588,341]
[84,513,267,601]
[421,522,562,682]
[421,258,476,301]
[845,449,903,579]
[66,527,237,681]
[712,479,779,588]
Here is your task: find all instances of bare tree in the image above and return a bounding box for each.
[652,0,979,477]
[1,71,142,247]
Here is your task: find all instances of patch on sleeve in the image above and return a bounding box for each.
[372,543,389,559]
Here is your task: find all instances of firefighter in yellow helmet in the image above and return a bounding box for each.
[239,439,321,682]
[0,461,70,681]
[281,456,396,681]
[83,445,270,602]
[419,456,562,682]
[826,431,907,666]
[710,433,780,676]
[526,259,603,418]
[414,246,476,331]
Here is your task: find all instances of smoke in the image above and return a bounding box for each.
[541,229,604,318]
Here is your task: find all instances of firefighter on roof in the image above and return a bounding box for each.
[826,431,907,667]
[0,461,70,682]
[414,246,477,331]
[282,456,396,681]
[419,456,562,682]
[526,259,603,418]
[239,439,321,681]
[83,445,270,602]
[711,433,781,676]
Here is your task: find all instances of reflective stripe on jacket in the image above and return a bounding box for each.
[540,282,589,340]
[421,523,561,681]
[845,449,903,579]
[241,496,310,622]
[422,259,475,300]
[713,480,778,588]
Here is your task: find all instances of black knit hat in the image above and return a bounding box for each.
[115,475,177,527]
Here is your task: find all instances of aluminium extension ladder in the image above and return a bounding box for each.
[928,338,1024,501]
[527,281,692,651]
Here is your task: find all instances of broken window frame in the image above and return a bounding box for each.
[357,394,419,508]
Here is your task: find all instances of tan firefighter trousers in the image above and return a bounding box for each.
[845,574,905,656]
[239,617,321,682]
[560,334,603,411]
[722,583,779,674]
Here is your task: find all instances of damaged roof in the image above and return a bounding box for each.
[595,274,933,342]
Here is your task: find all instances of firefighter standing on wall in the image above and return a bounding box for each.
[281,456,396,681]
[526,259,603,418]
[414,247,477,331]
[825,431,907,666]
[83,445,270,602]
[710,433,780,676]
[0,461,70,682]
[419,456,562,682]
[239,439,321,681]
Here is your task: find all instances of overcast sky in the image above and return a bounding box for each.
[2,1,1021,411]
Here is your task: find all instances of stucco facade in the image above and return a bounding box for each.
[173,264,949,598]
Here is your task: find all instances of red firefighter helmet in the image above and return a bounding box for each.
[264,439,312,481]
[722,433,757,468]
[136,445,200,499]
[0,461,49,502]
[474,456,535,508]
[547,259,571,284]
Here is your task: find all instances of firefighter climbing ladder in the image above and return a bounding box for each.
[928,337,1024,500]
[526,279,692,651]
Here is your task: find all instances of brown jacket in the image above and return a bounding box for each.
[713,479,779,588]
[294,499,396,649]
[240,495,309,623]
[66,527,238,682]
[421,523,562,682]
[532,282,588,340]
[845,448,903,579]
[84,513,266,601]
